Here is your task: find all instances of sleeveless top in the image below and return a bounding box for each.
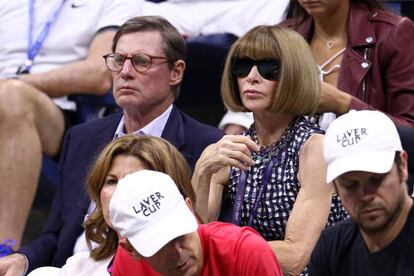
[228,116,348,241]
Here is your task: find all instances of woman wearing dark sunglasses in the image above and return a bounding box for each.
[192,26,348,276]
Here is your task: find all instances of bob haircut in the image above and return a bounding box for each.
[84,135,195,261]
[221,25,320,115]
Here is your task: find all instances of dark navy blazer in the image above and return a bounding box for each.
[19,106,224,271]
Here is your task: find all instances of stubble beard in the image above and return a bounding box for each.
[356,184,405,236]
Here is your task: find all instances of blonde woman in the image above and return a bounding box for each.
[29,135,196,275]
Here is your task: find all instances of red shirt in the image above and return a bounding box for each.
[112,222,282,276]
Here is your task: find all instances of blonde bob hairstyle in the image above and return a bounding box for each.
[84,135,195,261]
[221,25,320,115]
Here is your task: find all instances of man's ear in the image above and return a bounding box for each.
[169,60,185,86]
[399,151,409,183]
[119,237,142,260]
[185,197,194,212]
[185,197,203,223]
[332,180,340,196]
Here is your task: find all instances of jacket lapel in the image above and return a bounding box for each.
[160,105,185,151]
[338,4,375,98]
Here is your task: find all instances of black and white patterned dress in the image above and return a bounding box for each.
[228,116,348,241]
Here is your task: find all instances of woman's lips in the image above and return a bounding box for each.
[243,90,262,98]
[302,1,321,8]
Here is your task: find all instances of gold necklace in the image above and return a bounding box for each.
[315,33,335,49]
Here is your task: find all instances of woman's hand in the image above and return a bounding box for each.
[197,135,260,175]
[192,135,259,223]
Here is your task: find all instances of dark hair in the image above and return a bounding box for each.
[112,16,186,69]
[284,0,383,24]
[395,151,403,179]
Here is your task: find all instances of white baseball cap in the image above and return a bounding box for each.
[324,110,403,183]
[109,170,198,257]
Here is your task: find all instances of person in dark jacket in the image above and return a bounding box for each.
[0,15,223,275]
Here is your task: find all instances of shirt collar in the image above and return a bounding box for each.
[113,105,173,139]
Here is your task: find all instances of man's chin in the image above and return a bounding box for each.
[357,212,392,235]
[359,221,387,235]
[172,259,199,276]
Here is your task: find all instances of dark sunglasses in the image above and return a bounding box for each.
[231,58,281,80]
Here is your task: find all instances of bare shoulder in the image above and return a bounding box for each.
[298,133,330,192]
[300,133,324,158]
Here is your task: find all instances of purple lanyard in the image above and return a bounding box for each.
[232,158,275,226]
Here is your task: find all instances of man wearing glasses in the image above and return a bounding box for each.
[0,16,223,275]
[100,16,222,169]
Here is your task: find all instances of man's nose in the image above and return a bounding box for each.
[119,59,135,76]
[359,183,378,201]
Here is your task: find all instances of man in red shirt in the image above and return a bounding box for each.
[109,170,282,276]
